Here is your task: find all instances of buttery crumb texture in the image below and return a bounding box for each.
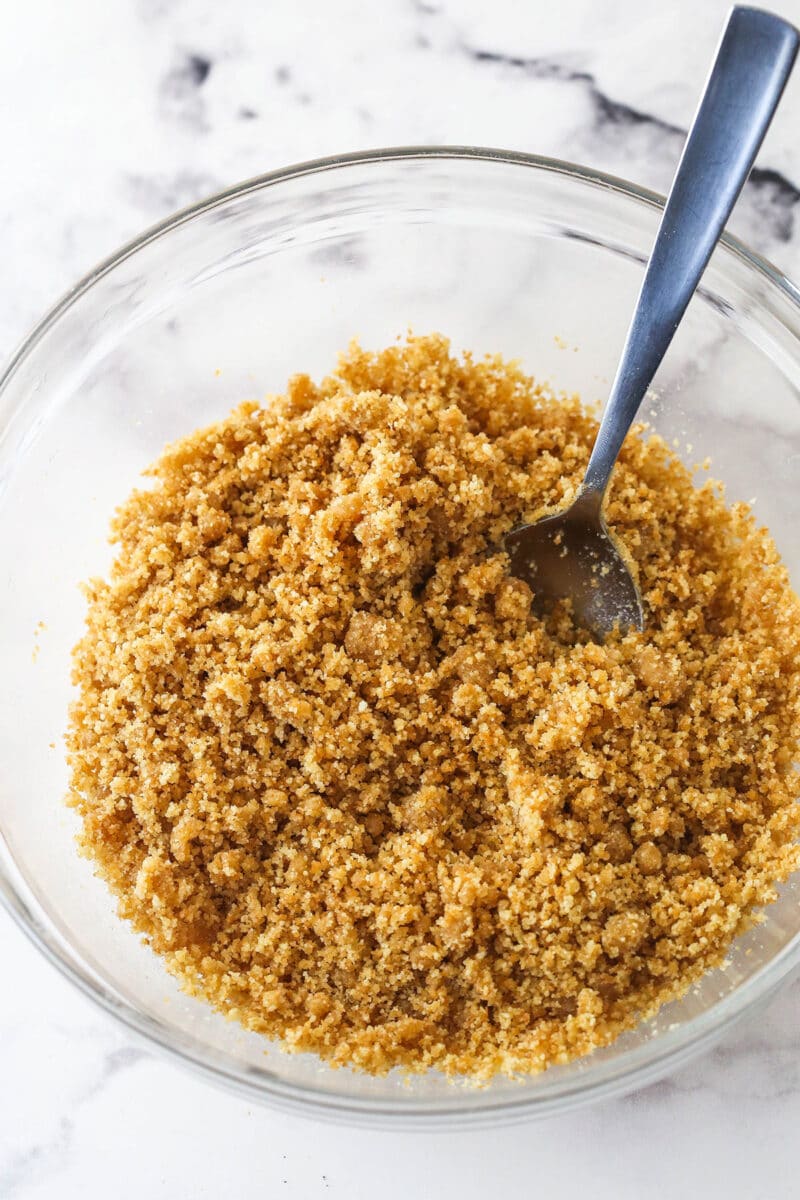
[68,335,800,1078]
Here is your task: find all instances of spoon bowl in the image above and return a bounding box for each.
[504,496,643,639]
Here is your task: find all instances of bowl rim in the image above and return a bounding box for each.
[2,144,800,1125]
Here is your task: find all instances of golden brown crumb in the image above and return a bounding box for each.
[494,577,533,622]
[601,911,649,958]
[67,334,800,1079]
[634,841,663,876]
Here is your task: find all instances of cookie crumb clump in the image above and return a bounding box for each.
[67,335,800,1079]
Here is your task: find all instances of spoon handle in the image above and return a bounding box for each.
[578,5,798,510]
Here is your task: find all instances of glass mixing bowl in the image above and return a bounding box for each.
[1,148,800,1128]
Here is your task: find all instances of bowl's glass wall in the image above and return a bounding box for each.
[1,155,800,1122]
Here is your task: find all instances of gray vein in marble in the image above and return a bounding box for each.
[123,170,225,218]
[159,49,214,132]
[744,167,800,244]
[187,54,213,87]
[405,0,800,252]
[630,1041,800,1105]
[455,40,800,244]
[0,1045,146,1199]
[0,1118,74,1200]
[136,0,182,17]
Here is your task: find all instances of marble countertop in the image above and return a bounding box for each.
[3,1,800,1195]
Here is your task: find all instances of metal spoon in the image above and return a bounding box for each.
[505,5,799,638]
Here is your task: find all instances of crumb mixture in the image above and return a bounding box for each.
[67,335,800,1078]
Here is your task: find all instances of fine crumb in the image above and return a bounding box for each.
[33,619,47,663]
[66,334,800,1079]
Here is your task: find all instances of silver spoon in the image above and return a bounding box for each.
[505,5,799,638]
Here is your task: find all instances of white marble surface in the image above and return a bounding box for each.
[3,1,800,1195]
